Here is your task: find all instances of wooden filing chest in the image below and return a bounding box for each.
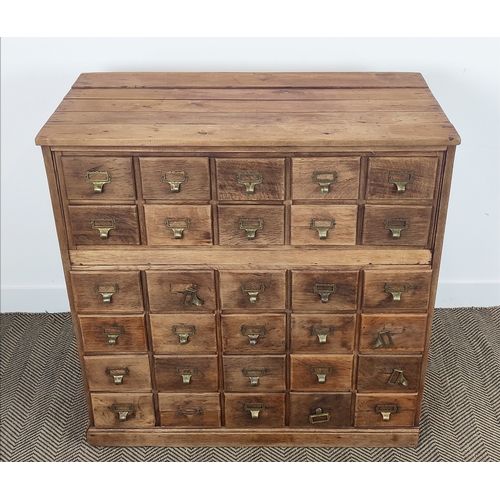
[35,72,460,447]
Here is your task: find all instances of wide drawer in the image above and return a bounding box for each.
[91,393,155,428]
[354,393,418,427]
[289,393,351,428]
[158,393,221,427]
[224,393,286,428]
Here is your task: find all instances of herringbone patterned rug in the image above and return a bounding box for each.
[1,307,499,462]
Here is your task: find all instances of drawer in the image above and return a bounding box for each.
[221,314,286,353]
[216,158,285,200]
[362,205,433,246]
[91,393,155,428]
[79,315,148,353]
[139,157,210,200]
[290,354,353,391]
[60,156,135,201]
[354,393,417,427]
[359,314,427,352]
[291,271,359,311]
[68,205,140,245]
[292,157,360,200]
[150,314,217,354]
[223,355,286,392]
[289,393,351,428]
[362,269,432,310]
[84,354,152,392]
[146,271,216,313]
[154,355,218,392]
[366,156,439,200]
[71,271,143,313]
[357,355,422,393]
[224,393,285,428]
[290,205,357,245]
[218,205,285,245]
[290,314,356,353]
[159,393,221,427]
[219,271,286,310]
[144,204,212,245]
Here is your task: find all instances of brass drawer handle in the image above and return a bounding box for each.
[372,330,394,348]
[313,283,336,303]
[105,367,129,385]
[242,368,266,386]
[239,218,264,240]
[94,283,119,304]
[244,402,266,419]
[312,171,338,194]
[181,286,205,307]
[162,170,188,193]
[172,324,196,344]
[100,325,124,345]
[384,282,411,302]
[311,325,333,344]
[375,404,398,421]
[241,282,265,304]
[237,171,262,195]
[176,367,198,384]
[85,170,111,193]
[310,218,336,240]
[310,366,333,384]
[165,217,190,239]
[387,368,409,387]
[177,406,203,416]
[309,408,331,424]
[384,217,409,239]
[110,403,134,421]
[241,325,266,345]
[389,171,415,194]
[91,217,116,239]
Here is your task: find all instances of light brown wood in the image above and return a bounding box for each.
[91,393,156,428]
[158,393,221,427]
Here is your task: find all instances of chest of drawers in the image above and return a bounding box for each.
[36,72,460,447]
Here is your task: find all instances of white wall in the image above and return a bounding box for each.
[1,37,499,312]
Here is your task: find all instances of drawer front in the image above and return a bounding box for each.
[71,271,143,313]
[363,270,432,310]
[79,315,147,353]
[223,355,286,392]
[159,393,221,427]
[91,393,155,428]
[354,393,417,427]
[292,157,361,200]
[290,354,353,391]
[362,205,433,246]
[84,354,152,391]
[150,314,217,354]
[357,355,422,392]
[218,205,285,245]
[221,314,286,353]
[154,355,218,392]
[292,271,359,311]
[290,205,357,246]
[290,314,356,353]
[146,271,216,313]
[216,158,285,200]
[144,204,212,246]
[68,205,140,245]
[289,393,351,428]
[139,157,210,200]
[219,271,286,311]
[224,393,285,428]
[366,156,439,200]
[61,156,135,201]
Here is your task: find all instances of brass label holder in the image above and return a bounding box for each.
[387,368,410,387]
[94,283,119,304]
[384,217,409,239]
[85,170,111,193]
[105,367,130,385]
[237,171,263,195]
[241,282,266,304]
[110,403,135,421]
[91,217,116,239]
[372,330,394,348]
[100,325,125,346]
[172,324,196,344]
[176,367,198,384]
[384,282,411,302]
[311,325,334,344]
[241,325,267,345]
[375,404,398,421]
[313,283,337,303]
[180,286,205,307]
[242,368,266,386]
[239,218,264,240]
[165,217,190,239]
[310,366,333,384]
[309,408,331,424]
[388,170,415,194]
[312,171,338,194]
[177,406,203,416]
[162,170,188,193]
[310,218,336,240]
[244,402,267,419]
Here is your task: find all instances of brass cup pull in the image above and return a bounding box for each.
[100,325,124,346]
[85,170,111,193]
[91,217,116,239]
[105,367,129,385]
[384,217,409,239]
[372,330,394,348]
[311,366,333,384]
[313,283,337,303]
[312,171,338,195]
[239,218,264,240]
[172,324,196,344]
[375,404,398,421]
[242,368,266,386]
[310,218,336,240]
[241,282,266,304]
[311,325,333,344]
[388,368,409,387]
[237,171,263,195]
[176,367,198,384]
[94,283,119,304]
[162,170,188,193]
[384,282,411,302]
[309,408,331,424]
[389,171,415,194]
[241,325,266,345]
[165,217,190,239]
[244,403,266,419]
[110,403,134,422]
[181,286,204,307]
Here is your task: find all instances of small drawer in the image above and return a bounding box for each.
[154,355,218,392]
[144,204,212,245]
[360,314,427,352]
[357,355,422,393]
[290,205,357,245]
[223,355,286,392]
[290,354,353,391]
[216,158,285,200]
[291,271,359,312]
[362,205,433,246]
[139,157,210,200]
[146,271,216,313]
[84,354,151,392]
[91,393,155,428]
[219,271,286,311]
[362,269,432,310]
[79,315,148,353]
[290,314,356,353]
[68,205,140,245]
[292,157,360,200]
[221,314,286,354]
[159,393,221,427]
[71,271,143,313]
[150,314,217,354]
[224,393,285,428]
[366,156,439,200]
[218,205,284,245]
[60,156,135,201]
[289,393,351,428]
[354,393,417,427]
